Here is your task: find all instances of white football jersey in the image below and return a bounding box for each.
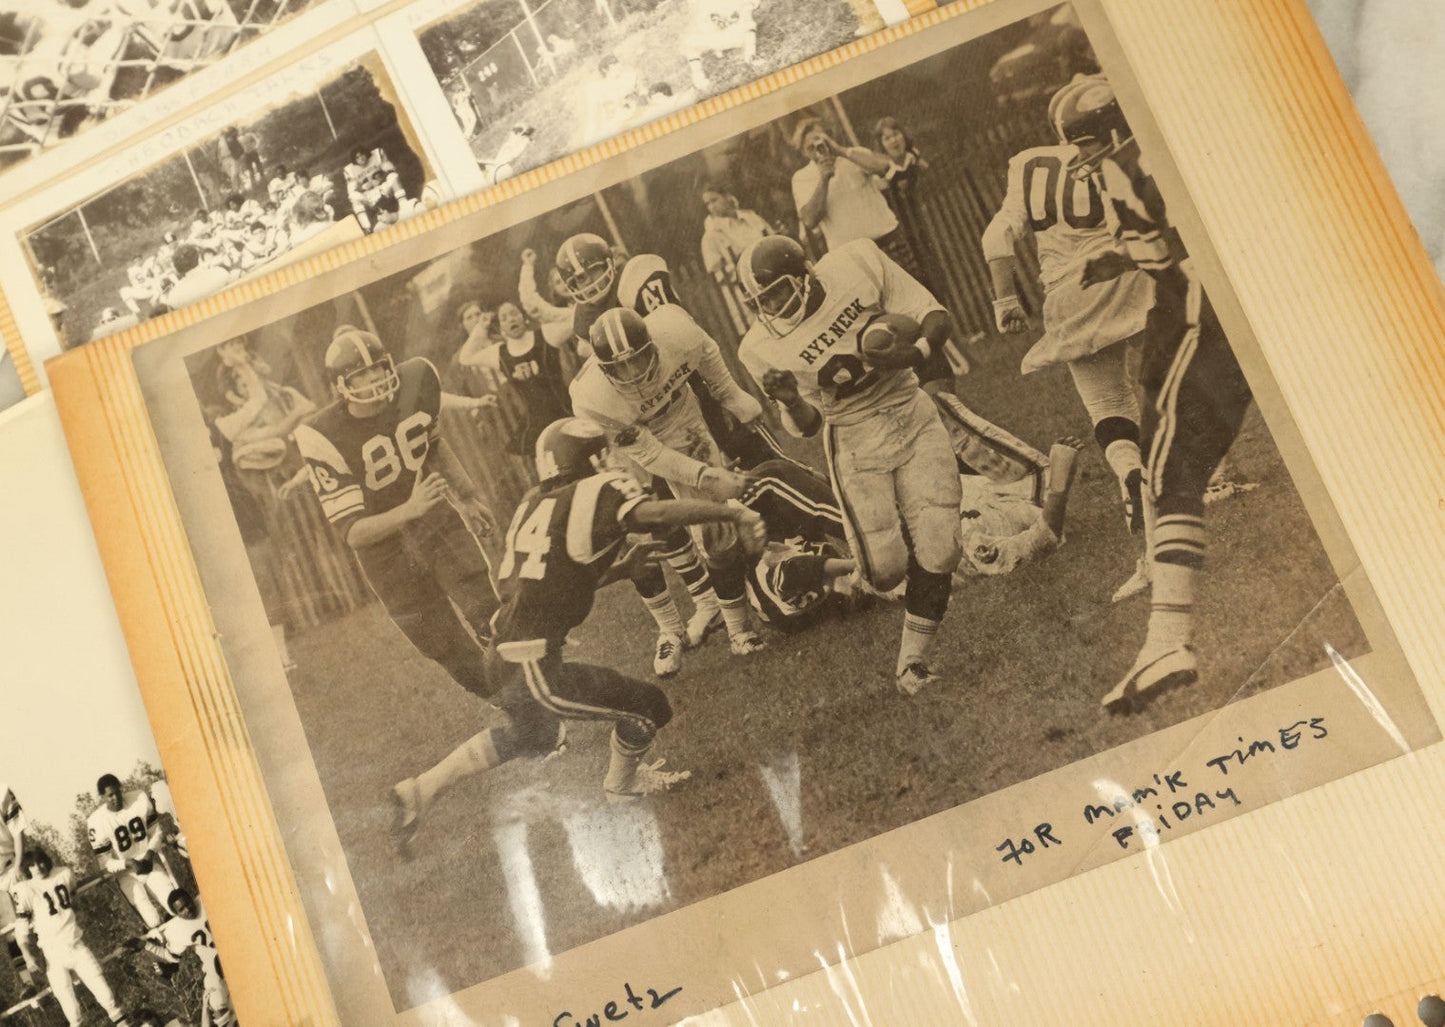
[88,789,160,867]
[571,303,760,486]
[157,903,224,981]
[981,144,1127,288]
[15,867,83,952]
[739,239,942,430]
[0,783,27,881]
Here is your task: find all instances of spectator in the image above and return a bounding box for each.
[790,115,927,280]
[699,183,771,284]
[871,115,945,295]
[457,300,567,477]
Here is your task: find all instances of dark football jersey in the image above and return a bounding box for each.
[739,459,844,546]
[1096,154,1190,294]
[492,471,649,644]
[294,357,442,527]
[498,332,571,426]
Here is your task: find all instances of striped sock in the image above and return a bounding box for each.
[642,592,686,637]
[604,728,652,792]
[665,543,717,607]
[1146,513,1205,650]
[896,612,941,675]
[719,595,752,638]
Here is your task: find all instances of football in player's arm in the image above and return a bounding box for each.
[738,235,963,695]
[391,418,768,851]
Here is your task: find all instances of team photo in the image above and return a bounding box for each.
[142,2,1405,1013]
[21,57,432,351]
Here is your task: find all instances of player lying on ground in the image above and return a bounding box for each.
[87,774,177,930]
[12,848,131,1027]
[982,74,1154,600]
[1060,77,1255,713]
[126,888,234,1027]
[954,437,1081,578]
[737,458,859,630]
[737,235,963,695]
[391,418,768,852]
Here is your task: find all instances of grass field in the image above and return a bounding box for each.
[281,330,1365,1010]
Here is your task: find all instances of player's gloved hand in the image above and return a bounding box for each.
[404,472,450,521]
[698,466,749,502]
[760,368,800,406]
[1081,249,1134,288]
[992,297,1028,334]
[614,538,668,580]
[731,505,768,556]
[467,395,499,419]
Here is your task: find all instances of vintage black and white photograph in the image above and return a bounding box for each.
[21,56,433,351]
[0,0,334,171]
[0,529,230,1026]
[416,0,886,186]
[131,1,1433,1019]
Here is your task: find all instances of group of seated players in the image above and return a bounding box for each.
[93,146,413,342]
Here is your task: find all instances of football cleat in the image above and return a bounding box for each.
[685,602,724,649]
[895,662,940,696]
[653,633,683,677]
[1101,644,1199,714]
[1121,467,1145,535]
[390,778,423,860]
[1203,479,1259,504]
[1111,556,1151,603]
[728,630,767,656]
[605,759,692,804]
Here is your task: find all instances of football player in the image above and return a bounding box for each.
[294,327,500,701]
[129,889,234,1026]
[954,436,1081,578]
[737,235,962,694]
[12,848,132,1027]
[737,459,858,631]
[982,74,1154,600]
[684,0,760,91]
[558,234,774,668]
[1062,77,1255,712]
[87,774,177,930]
[573,305,770,657]
[391,418,768,843]
[0,783,42,999]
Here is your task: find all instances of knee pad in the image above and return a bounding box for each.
[910,505,962,575]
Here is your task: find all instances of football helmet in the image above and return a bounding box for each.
[1051,75,1132,178]
[738,236,814,337]
[589,308,660,395]
[534,417,609,484]
[555,232,617,304]
[326,328,399,404]
[21,847,52,880]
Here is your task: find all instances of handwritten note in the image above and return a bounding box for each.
[552,982,683,1026]
[995,716,1330,866]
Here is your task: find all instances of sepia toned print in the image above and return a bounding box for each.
[128,1,1434,1021]
[0,0,333,172]
[21,56,434,352]
[417,0,883,187]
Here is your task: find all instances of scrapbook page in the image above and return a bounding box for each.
[39,0,1445,1022]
